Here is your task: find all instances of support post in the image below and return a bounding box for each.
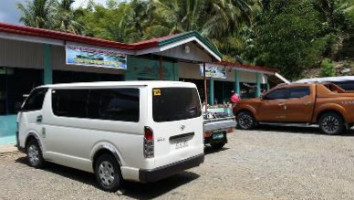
[210,78,214,105]
[203,63,208,112]
[43,44,52,84]
[256,72,261,97]
[234,70,240,94]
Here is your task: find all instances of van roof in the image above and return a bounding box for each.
[39,81,197,89]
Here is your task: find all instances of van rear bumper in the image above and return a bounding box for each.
[139,154,204,183]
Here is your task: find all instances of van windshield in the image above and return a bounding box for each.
[153,87,201,122]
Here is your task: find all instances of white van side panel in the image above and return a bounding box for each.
[41,87,153,174]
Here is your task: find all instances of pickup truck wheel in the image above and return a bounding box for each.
[95,154,123,192]
[210,142,226,149]
[237,111,256,130]
[319,112,345,135]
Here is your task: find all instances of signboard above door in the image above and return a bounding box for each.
[200,64,227,79]
[66,45,127,70]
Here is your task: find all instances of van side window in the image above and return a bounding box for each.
[22,88,48,111]
[289,87,310,98]
[52,88,139,122]
[88,89,139,122]
[52,90,89,118]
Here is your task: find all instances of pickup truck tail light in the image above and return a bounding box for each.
[144,126,154,158]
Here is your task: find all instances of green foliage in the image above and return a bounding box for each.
[321,58,336,76]
[17,0,354,79]
[245,0,328,79]
[18,0,82,33]
[18,0,54,28]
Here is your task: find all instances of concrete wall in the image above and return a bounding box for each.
[0,115,17,145]
[156,42,213,63]
[0,38,44,69]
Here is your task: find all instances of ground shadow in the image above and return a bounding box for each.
[204,146,230,155]
[246,124,354,137]
[15,156,200,199]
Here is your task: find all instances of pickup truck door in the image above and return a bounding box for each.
[258,88,289,122]
[283,86,314,122]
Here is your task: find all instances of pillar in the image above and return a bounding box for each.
[43,44,52,84]
[234,70,240,94]
[209,78,214,105]
[256,72,261,97]
[267,83,270,91]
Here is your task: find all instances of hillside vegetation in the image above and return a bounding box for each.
[18,0,354,80]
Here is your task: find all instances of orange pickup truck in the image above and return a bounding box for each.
[234,83,354,135]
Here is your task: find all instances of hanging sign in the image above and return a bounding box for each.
[200,64,227,79]
[66,45,127,70]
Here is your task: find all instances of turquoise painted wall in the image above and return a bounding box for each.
[0,115,17,145]
[125,56,179,81]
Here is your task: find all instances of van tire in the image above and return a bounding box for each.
[236,111,256,130]
[94,154,123,192]
[319,112,345,135]
[26,139,45,168]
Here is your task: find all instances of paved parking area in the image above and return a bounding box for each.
[1,126,354,200]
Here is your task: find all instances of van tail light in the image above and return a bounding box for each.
[144,126,154,158]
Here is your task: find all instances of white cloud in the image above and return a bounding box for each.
[72,0,107,8]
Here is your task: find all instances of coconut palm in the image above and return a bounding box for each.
[201,0,257,38]
[52,0,83,34]
[18,0,54,28]
[152,0,203,33]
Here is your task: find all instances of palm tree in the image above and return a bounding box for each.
[201,0,256,39]
[18,0,54,28]
[152,0,203,33]
[52,0,83,34]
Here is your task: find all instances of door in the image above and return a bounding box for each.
[18,88,48,147]
[284,86,314,122]
[258,88,289,122]
[150,87,204,168]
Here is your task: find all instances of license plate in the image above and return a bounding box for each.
[212,132,224,140]
[175,140,188,149]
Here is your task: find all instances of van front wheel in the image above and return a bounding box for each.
[95,154,123,192]
[26,139,45,168]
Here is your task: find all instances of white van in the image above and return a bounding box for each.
[17,81,204,192]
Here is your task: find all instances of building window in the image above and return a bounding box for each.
[0,67,43,115]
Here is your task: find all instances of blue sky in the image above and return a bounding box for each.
[0,0,107,25]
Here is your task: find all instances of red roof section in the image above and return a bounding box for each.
[217,61,278,74]
[131,34,179,49]
[0,22,162,50]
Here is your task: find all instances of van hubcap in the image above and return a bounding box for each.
[322,116,339,134]
[98,161,115,186]
[28,145,40,165]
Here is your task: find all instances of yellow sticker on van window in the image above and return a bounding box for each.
[153,89,161,96]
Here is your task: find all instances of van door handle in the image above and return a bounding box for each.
[36,115,43,123]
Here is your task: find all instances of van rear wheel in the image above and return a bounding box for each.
[94,154,123,192]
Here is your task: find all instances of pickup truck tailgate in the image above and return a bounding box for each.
[204,117,237,132]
